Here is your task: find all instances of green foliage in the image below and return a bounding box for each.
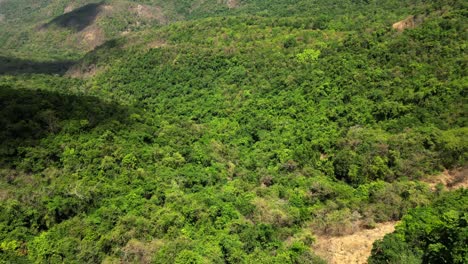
[296,49,321,63]
[0,0,466,263]
[369,189,468,264]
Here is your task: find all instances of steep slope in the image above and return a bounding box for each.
[0,0,466,263]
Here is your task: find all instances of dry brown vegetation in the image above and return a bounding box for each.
[226,0,240,9]
[314,222,397,264]
[64,3,75,13]
[392,15,423,31]
[424,167,468,190]
[132,4,167,24]
[313,167,467,263]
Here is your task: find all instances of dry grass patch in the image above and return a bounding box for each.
[314,221,397,264]
[424,167,468,190]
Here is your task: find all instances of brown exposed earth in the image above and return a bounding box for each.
[314,222,397,264]
[226,0,239,9]
[423,167,468,190]
[392,15,425,32]
[392,16,416,31]
[101,4,114,12]
[64,3,76,13]
[133,4,167,24]
[80,24,105,48]
[313,167,467,263]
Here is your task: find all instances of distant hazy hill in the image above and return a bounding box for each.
[0,0,451,60]
[0,0,237,60]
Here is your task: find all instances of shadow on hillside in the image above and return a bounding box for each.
[0,56,75,75]
[42,2,104,31]
[0,84,130,168]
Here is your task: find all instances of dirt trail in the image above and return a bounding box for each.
[314,222,397,264]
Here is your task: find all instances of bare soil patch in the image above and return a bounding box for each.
[392,16,416,31]
[313,168,467,263]
[424,167,468,190]
[63,23,105,51]
[64,3,75,13]
[314,222,397,264]
[133,4,167,24]
[392,15,424,32]
[226,0,239,9]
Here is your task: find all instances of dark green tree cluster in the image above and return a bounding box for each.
[369,189,468,264]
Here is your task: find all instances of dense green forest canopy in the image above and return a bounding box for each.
[369,189,468,264]
[0,0,467,263]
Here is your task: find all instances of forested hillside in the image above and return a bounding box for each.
[0,0,467,263]
[369,189,467,263]
[0,0,459,59]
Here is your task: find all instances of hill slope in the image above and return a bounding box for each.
[0,0,467,263]
[0,0,458,60]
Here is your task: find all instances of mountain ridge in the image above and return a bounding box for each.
[1,0,455,60]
